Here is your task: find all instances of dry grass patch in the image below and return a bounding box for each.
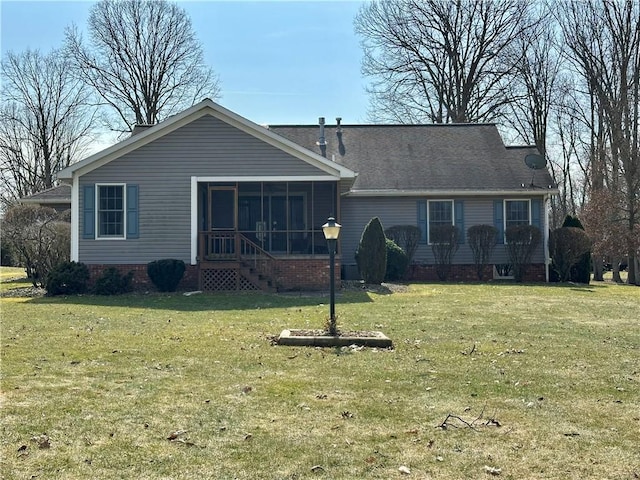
[1,277,639,479]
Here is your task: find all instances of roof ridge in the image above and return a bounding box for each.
[269,123,497,128]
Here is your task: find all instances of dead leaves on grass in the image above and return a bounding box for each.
[166,429,204,448]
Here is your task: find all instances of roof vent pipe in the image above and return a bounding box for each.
[317,117,326,146]
[336,117,342,134]
[316,117,327,157]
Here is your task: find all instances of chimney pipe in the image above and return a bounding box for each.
[336,117,342,134]
[316,117,327,157]
[317,117,326,146]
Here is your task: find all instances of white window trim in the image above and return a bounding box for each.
[96,183,127,240]
[503,199,531,243]
[427,199,455,245]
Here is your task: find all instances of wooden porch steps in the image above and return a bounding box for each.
[199,260,276,293]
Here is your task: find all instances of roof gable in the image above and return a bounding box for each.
[58,99,356,181]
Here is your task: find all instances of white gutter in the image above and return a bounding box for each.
[344,188,559,197]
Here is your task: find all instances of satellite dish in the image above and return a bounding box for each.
[525,153,546,170]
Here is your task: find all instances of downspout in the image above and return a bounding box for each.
[544,193,550,282]
[70,177,79,262]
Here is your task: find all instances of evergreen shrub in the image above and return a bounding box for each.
[94,267,134,295]
[385,239,409,281]
[562,215,591,283]
[355,217,387,284]
[46,261,90,296]
[147,259,186,292]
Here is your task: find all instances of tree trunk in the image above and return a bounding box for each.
[612,257,623,283]
[593,260,604,282]
[627,252,638,286]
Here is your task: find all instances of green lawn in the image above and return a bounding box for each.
[0,266,32,293]
[1,274,639,479]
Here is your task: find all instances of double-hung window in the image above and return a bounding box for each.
[504,200,530,229]
[82,183,138,240]
[428,200,453,244]
[97,184,125,238]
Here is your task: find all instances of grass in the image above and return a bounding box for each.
[1,270,639,479]
[0,266,32,293]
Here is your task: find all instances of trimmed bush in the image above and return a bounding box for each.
[355,217,387,284]
[147,259,186,292]
[46,261,90,296]
[94,267,134,295]
[384,225,421,265]
[431,224,459,281]
[385,239,409,281]
[505,225,541,282]
[467,224,497,280]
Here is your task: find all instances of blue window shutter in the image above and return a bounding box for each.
[126,184,139,239]
[417,200,427,242]
[494,200,504,244]
[82,185,95,239]
[455,200,464,244]
[531,198,542,230]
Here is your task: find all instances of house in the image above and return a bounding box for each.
[270,122,557,282]
[56,98,556,291]
[20,184,71,214]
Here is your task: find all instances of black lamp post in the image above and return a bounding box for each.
[322,216,341,335]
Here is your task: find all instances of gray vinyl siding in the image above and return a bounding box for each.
[79,114,332,264]
[340,196,418,267]
[340,196,546,271]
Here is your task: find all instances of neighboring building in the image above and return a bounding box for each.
[19,184,71,214]
[55,99,557,291]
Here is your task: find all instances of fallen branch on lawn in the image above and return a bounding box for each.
[436,406,502,431]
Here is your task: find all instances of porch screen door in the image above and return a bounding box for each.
[209,187,237,230]
[208,187,237,257]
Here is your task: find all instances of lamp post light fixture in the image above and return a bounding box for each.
[322,216,341,335]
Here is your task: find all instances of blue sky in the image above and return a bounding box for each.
[0,0,370,126]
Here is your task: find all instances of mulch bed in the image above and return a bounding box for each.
[0,286,46,298]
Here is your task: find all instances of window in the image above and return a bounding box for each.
[505,200,530,229]
[494,199,540,245]
[82,184,138,240]
[428,200,453,244]
[98,184,125,238]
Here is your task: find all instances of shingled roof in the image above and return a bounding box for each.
[20,184,71,204]
[269,123,555,195]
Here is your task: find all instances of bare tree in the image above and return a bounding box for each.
[354,0,537,123]
[558,0,640,285]
[66,0,220,133]
[504,5,561,158]
[0,49,94,209]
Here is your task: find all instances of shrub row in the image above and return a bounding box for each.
[45,259,186,296]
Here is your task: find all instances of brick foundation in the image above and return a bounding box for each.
[86,258,338,292]
[87,264,199,291]
[407,263,546,282]
[273,256,341,291]
[86,260,544,292]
